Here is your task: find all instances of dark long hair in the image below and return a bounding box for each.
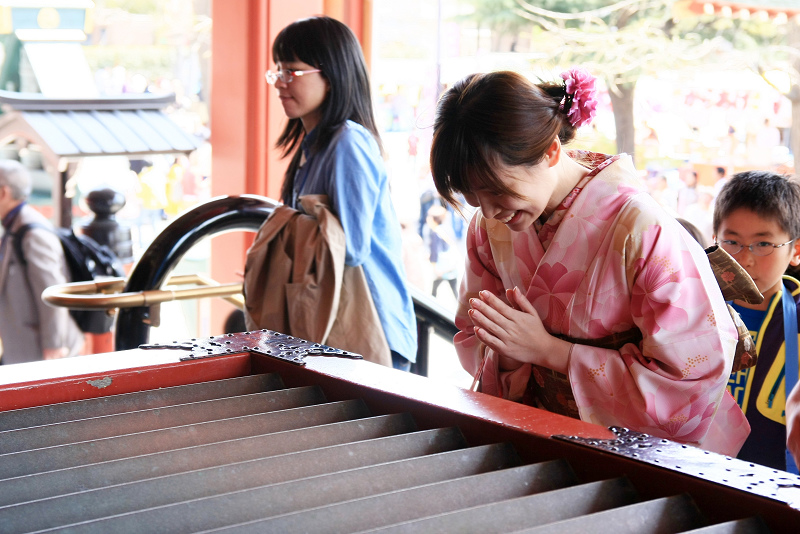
[429,71,577,207]
[272,16,381,204]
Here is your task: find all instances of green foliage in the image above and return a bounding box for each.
[671,13,783,48]
[378,40,431,59]
[465,0,791,81]
[454,0,799,166]
[83,45,175,81]
[572,126,616,155]
[97,0,158,14]
[457,0,527,33]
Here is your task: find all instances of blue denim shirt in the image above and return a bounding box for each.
[293,121,417,362]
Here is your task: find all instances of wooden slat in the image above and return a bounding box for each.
[514,495,705,534]
[0,356,785,534]
[0,413,422,507]
[363,478,640,534]
[0,399,371,479]
[203,461,579,534]
[3,443,521,533]
[0,374,284,431]
[0,385,324,453]
[682,517,771,534]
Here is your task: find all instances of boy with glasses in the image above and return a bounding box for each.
[714,170,800,472]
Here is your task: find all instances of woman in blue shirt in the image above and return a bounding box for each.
[267,16,417,370]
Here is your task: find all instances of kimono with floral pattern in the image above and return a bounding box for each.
[457,151,749,456]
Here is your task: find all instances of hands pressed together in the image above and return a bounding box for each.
[468,287,572,374]
[468,286,800,470]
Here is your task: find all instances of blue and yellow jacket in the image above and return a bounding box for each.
[728,275,800,470]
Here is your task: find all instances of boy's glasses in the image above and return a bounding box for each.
[716,239,795,257]
[265,69,321,84]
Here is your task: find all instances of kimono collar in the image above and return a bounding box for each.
[534,152,622,243]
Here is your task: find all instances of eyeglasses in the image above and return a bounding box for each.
[716,239,795,257]
[265,68,321,84]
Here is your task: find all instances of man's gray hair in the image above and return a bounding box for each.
[0,159,32,200]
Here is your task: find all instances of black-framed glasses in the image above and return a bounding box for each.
[716,239,795,257]
[265,68,321,84]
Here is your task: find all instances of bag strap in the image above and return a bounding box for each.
[9,223,44,313]
[783,280,799,474]
[11,222,52,267]
[12,223,34,267]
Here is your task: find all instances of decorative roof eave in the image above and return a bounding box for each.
[0,89,176,112]
[0,111,61,172]
[682,1,800,20]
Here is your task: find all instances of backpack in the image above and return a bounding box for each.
[12,223,125,334]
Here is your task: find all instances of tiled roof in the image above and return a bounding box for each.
[0,90,200,170]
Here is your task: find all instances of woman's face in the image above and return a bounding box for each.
[274,59,328,132]
[461,159,560,232]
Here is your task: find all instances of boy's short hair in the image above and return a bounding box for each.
[713,170,800,239]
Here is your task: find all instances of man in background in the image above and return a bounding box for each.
[713,166,729,199]
[0,160,83,364]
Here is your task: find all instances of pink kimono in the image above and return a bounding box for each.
[457,152,749,456]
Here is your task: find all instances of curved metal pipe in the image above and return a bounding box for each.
[115,195,277,350]
[43,274,244,310]
[114,193,461,378]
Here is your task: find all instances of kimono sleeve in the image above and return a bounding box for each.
[453,213,531,400]
[567,218,740,447]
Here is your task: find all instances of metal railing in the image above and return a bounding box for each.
[45,195,458,376]
[408,286,458,376]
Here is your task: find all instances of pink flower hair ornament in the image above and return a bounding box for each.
[560,67,598,128]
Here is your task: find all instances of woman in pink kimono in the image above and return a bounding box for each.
[429,70,749,455]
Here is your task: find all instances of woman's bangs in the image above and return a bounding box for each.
[450,155,509,199]
[273,27,319,66]
[469,146,517,198]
